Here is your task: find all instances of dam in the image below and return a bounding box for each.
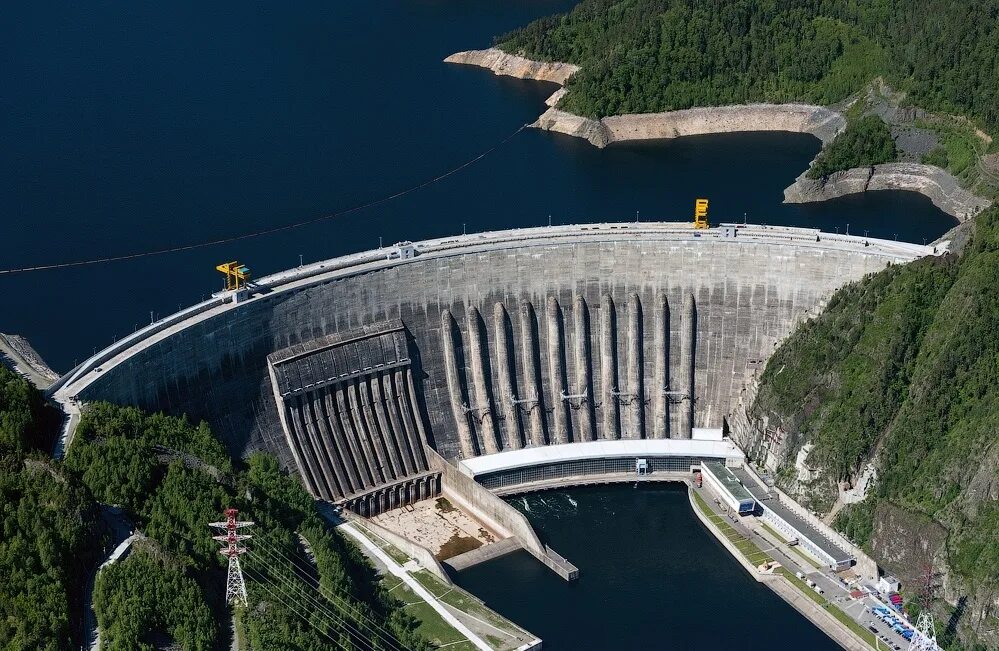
[51,222,936,514]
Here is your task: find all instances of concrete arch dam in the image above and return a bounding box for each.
[52,223,936,510]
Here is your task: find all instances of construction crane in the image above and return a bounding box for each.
[694,198,710,229]
[216,261,250,291]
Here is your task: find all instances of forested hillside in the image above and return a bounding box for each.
[0,365,100,650]
[749,207,999,649]
[497,0,999,135]
[0,371,431,651]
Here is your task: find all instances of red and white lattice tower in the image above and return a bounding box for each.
[907,564,940,651]
[209,508,254,607]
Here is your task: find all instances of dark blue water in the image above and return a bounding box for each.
[457,484,841,650]
[2,1,953,372]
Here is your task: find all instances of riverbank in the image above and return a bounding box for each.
[784,162,990,222]
[445,48,992,220]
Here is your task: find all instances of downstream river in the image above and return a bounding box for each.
[458,484,841,650]
[2,0,954,372]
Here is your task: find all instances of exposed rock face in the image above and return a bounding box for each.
[444,48,579,85]
[533,108,612,146]
[533,104,844,147]
[783,163,992,222]
[446,49,844,147]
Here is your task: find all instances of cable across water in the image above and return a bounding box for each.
[0,123,528,275]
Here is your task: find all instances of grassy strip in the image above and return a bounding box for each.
[412,569,529,639]
[379,576,470,647]
[692,490,774,566]
[357,528,480,648]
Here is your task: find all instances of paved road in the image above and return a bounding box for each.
[81,507,136,651]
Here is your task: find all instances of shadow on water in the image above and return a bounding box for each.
[456,484,842,650]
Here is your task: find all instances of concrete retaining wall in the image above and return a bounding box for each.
[429,449,578,580]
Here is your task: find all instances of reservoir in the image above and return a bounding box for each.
[1,0,955,372]
[457,484,841,650]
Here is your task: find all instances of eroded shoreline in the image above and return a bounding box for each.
[445,47,991,221]
[783,163,990,222]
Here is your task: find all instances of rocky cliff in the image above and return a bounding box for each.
[783,163,992,222]
[534,103,846,147]
[444,48,579,85]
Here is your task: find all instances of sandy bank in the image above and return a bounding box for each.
[784,163,991,221]
[444,48,579,85]
[534,103,845,147]
[445,49,844,146]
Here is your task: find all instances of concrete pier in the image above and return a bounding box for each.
[346,383,378,487]
[493,303,522,450]
[600,294,619,440]
[393,370,427,470]
[330,389,363,492]
[442,310,477,458]
[518,302,547,447]
[680,293,697,438]
[314,391,353,495]
[573,296,595,442]
[652,293,670,439]
[546,297,569,444]
[467,307,500,454]
[626,293,644,439]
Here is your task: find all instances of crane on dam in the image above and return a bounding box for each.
[216,261,251,291]
[694,198,710,229]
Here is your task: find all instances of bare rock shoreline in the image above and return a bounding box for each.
[444,48,579,85]
[534,104,846,147]
[784,163,990,222]
[445,47,991,220]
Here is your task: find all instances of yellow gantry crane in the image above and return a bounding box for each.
[693,198,710,229]
[216,261,251,291]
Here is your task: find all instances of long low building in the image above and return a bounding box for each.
[732,467,854,570]
[459,438,743,493]
[700,460,757,515]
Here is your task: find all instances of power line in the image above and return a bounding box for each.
[0,124,528,275]
[257,541,408,649]
[246,556,377,650]
[246,547,407,651]
[242,565,351,651]
[245,558,396,651]
[250,540,412,651]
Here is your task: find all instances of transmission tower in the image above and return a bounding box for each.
[907,564,939,651]
[210,507,254,607]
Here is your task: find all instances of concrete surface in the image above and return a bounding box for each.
[51,223,935,474]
